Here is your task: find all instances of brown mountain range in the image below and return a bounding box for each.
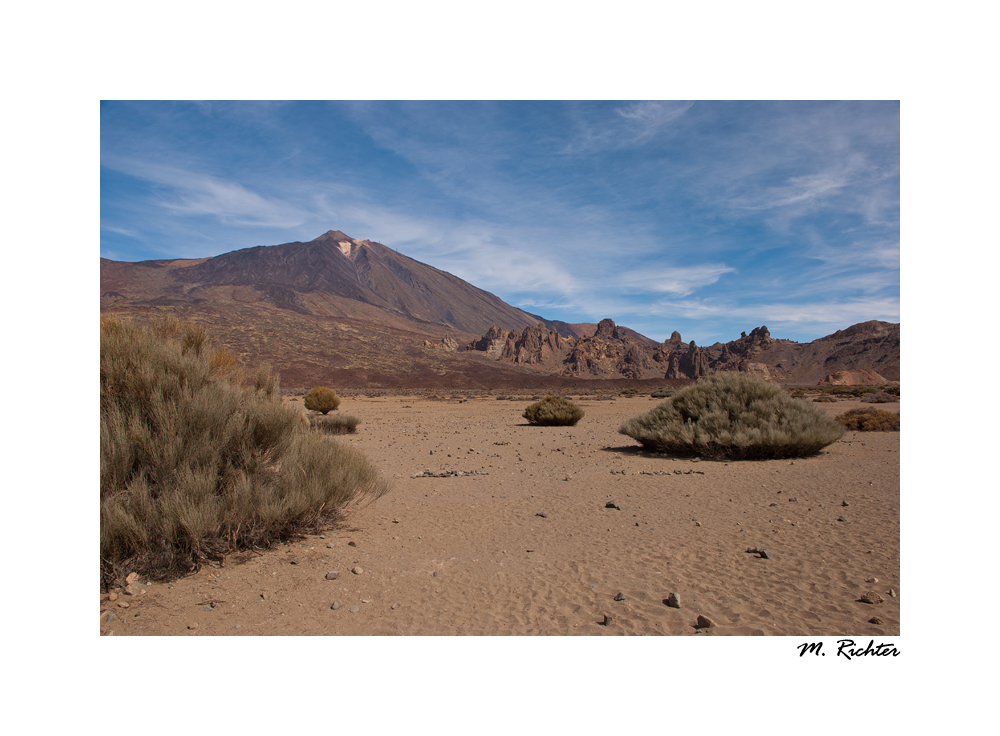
[101,229,899,388]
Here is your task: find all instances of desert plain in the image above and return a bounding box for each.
[99,391,900,636]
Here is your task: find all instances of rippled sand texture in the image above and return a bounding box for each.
[101,395,900,636]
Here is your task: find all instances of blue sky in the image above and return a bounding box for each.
[101,100,899,344]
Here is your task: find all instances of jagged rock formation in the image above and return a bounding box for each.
[467,320,899,384]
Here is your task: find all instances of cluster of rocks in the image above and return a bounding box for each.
[411,469,488,478]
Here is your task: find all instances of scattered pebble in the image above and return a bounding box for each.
[860,591,884,605]
[842,500,849,507]
[325,571,340,581]
[665,593,681,608]
[101,611,118,624]
[187,623,199,631]
[868,617,884,625]
[349,606,360,613]
[599,614,612,626]
[108,592,118,602]
[866,577,879,584]
[118,601,130,609]
[614,592,626,602]
[331,600,342,610]
[390,603,399,610]
[433,571,440,577]
[348,541,357,547]
[695,615,715,629]
[889,588,896,598]
[536,512,548,518]
[837,516,848,522]
[126,572,140,584]
[605,501,620,510]
[352,566,363,575]
[290,558,299,565]
[327,543,336,548]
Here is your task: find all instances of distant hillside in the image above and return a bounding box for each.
[101,229,898,388]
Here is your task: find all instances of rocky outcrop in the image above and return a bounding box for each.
[467,320,900,383]
[499,325,563,365]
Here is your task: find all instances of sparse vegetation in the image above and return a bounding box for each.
[523,396,585,426]
[618,372,845,459]
[100,316,388,589]
[836,408,900,431]
[309,414,361,434]
[620,388,641,396]
[651,387,676,399]
[813,396,836,402]
[861,391,896,403]
[304,386,341,414]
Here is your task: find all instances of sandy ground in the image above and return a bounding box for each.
[99,395,900,636]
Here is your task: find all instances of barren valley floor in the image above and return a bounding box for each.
[100,395,900,636]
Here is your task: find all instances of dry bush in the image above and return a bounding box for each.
[100,316,388,589]
[619,372,844,459]
[309,414,361,434]
[836,408,901,431]
[861,391,896,404]
[523,396,585,426]
[651,388,676,399]
[304,386,341,414]
[813,396,836,402]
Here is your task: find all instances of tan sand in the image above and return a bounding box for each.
[99,395,900,636]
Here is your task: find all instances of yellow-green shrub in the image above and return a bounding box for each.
[523,396,585,426]
[304,387,341,414]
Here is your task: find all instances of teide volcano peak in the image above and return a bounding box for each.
[163,230,540,335]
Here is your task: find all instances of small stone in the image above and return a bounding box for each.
[101,611,118,624]
[117,601,130,609]
[665,593,681,608]
[695,615,715,629]
[331,600,342,610]
[352,566,363,575]
[842,500,849,507]
[599,614,612,626]
[126,572,140,584]
[327,543,335,548]
[605,501,620,510]
[758,549,770,559]
[694,521,701,527]
[769,503,778,507]
[348,541,357,547]
[614,592,625,602]
[390,602,399,610]
[290,558,299,565]
[349,606,360,613]
[187,623,199,631]
[108,592,118,602]
[536,512,548,518]
[319,535,326,539]
[433,571,440,577]
[868,617,884,625]
[789,497,798,502]
[325,571,340,581]
[860,591,884,605]
[392,519,400,523]
[865,577,879,584]
[888,588,896,598]
[837,516,847,522]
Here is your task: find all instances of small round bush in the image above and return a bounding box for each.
[813,396,836,402]
[309,414,361,434]
[836,408,900,431]
[618,372,845,459]
[651,388,676,399]
[523,396,585,426]
[304,387,341,414]
[861,391,895,404]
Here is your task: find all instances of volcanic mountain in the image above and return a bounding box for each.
[101,229,899,388]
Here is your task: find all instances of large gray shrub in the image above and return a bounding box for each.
[619,372,844,459]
